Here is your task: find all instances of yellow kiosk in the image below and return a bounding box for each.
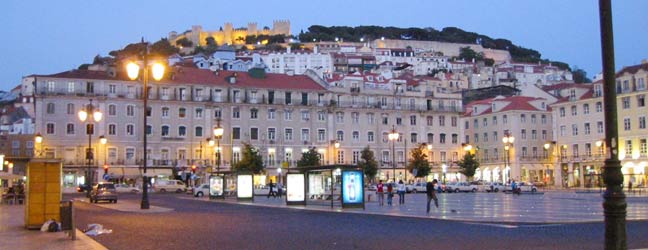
[24,158,62,229]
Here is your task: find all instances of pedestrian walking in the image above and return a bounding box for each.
[377,180,385,206]
[267,180,276,198]
[397,180,406,205]
[387,183,394,206]
[276,182,283,198]
[426,179,439,213]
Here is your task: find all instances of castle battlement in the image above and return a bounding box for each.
[169,20,291,49]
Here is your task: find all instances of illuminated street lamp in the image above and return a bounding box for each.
[78,99,102,197]
[213,119,224,174]
[126,41,166,210]
[99,135,107,175]
[502,132,514,183]
[388,125,399,182]
[333,140,340,164]
[34,133,43,157]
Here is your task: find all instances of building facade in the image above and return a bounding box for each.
[22,64,464,188]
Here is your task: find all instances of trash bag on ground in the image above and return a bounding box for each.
[40,219,59,232]
[84,223,113,236]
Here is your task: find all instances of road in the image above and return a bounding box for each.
[68,193,648,250]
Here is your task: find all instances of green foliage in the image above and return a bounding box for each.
[458,47,484,62]
[458,153,480,181]
[406,145,431,178]
[175,37,193,47]
[572,67,592,83]
[357,146,378,182]
[244,34,287,44]
[205,37,217,46]
[232,143,264,174]
[150,38,179,56]
[297,147,320,167]
[77,64,90,70]
[248,68,266,79]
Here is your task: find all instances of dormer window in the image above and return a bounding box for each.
[492,103,496,110]
[473,106,478,114]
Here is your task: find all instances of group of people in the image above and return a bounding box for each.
[375,179,439,214]
[266,180,283,198]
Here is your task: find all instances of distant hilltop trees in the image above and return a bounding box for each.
[298,25,570,70]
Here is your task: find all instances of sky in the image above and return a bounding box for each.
[1,0,647,90]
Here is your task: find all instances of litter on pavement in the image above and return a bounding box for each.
[84,224,113,236]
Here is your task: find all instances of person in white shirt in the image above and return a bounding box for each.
[397,180,406,204]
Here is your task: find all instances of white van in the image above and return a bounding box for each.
[154,180,187,193]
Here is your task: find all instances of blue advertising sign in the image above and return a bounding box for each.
[341,170,364,208]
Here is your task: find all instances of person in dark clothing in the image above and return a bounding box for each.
[267,181,276,198]
[426,179,439,213]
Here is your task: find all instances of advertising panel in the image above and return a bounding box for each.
[341,170,364,208]
[237,174,253,200]
[286,173,306,204]
[209,175,224,198]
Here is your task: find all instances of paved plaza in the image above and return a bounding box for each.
[182,190,648,224]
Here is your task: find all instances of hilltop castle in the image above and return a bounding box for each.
[168,20,290,48]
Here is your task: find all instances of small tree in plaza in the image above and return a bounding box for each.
[407,145,431,178]
[458,152,479,181]
[358,146,378,183]
[297,147,320,167]
[232,143,264,174]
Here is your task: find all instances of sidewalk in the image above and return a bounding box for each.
[0,204,107,250]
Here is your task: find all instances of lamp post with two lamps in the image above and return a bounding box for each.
[502,132,515,183]
[99,136,108,176]
[388,126,399,182]
[126,42,166,210]
[78,99,103,197]
[213,119,224,174]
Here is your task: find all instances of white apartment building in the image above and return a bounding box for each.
[22,64,463,187]
[463,96,554,185]
[546,82,605,188]
[260,47,333,77]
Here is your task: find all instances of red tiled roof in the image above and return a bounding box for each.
[541,82,592,92]
[464,96,547,116]
[34,67,326,91]
[616,63,648,77]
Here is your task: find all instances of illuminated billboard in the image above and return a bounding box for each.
[209,175,224,198]
[237,174,253,200]
[286,173,306,205]
[341,170,364,208]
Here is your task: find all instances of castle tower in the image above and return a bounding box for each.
[191,25,203,46]
[247,22,258,36]
[272,20,291,36]
[223,22,233,45]
[168,31,178,41]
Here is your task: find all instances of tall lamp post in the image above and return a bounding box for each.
[502,132,514,183]
[126,43,166,210]
[78,99,102,197]
[599,0,627,248]
[34,133,43,157]
[333,140,340,164]
[388,126,399,182]
[213,119,224,174]
[99,135,107,176]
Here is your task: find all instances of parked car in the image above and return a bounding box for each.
[483,182,506,192]
[193,184,210,197]
[154,180,187,193]
[505,182,538,193]
[405,182,427,193]
[446,182,479,193]
[76,184,92,193]
[114,183,140,193]
[90,182,118,203]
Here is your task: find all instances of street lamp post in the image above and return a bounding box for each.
[388,126,399,182]
[213,119,224,174]
[333,140,340,164]
[78,99,102,197]
[126,42,166,210]
[99,135,107,176]
[502,132,514,183]
[34,133,43,157]
[599,0,627,248]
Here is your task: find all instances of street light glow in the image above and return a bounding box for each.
[152,63,165,81]
[126,62,140,80]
